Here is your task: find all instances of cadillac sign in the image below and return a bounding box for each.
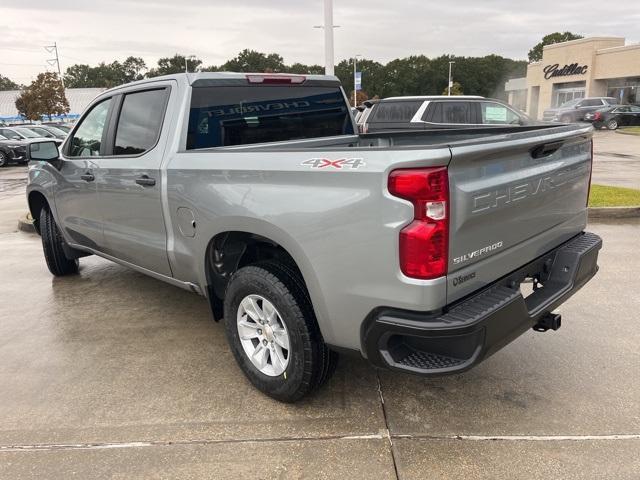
[543,63,588,80]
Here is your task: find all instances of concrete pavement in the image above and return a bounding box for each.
[0,165,639,479]
[592,130,640,190]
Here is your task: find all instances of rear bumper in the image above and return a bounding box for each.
[362,231,602,376]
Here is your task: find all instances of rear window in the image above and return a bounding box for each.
[187,86,353,149]
[371,101,422,123]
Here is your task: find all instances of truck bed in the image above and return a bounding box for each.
[209,123,590,151]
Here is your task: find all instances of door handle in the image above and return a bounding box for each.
[80,173,95,182]
[135,175,156,187]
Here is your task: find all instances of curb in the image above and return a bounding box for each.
[17,213,36,234]
[588,206,640,219]
[615,129,640,137]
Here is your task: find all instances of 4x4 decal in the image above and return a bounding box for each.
[301,158,366,169]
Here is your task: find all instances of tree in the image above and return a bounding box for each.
[122,57,147,82]
[221,49,285,73]
[0,74,20,91]
[147,54,203,77]
[528,32,583,62]
[15,72,69,121]
[350,90,369,107]
[64,57,146,88]
[287,63,324,75]
[442,82,464,96]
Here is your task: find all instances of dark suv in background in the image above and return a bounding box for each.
[542,97,618,123]
[357,96,530,133]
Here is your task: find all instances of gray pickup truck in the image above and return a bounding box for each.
[26,72,602,402]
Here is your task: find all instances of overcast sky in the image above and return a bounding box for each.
[2,0,639,83]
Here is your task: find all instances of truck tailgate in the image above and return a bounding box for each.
[446,126,593,304]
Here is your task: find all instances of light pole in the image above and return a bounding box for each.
[447,61,455,96]
[353,54,362,107]
[314,0,339,75]
[324,0,335,75]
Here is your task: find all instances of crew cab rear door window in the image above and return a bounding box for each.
[187,85,353,149]
[370,101,422,123]
[114,88,169,156]
[428,101,473,124]
[579,99,604,107]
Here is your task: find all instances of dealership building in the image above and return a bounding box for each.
[506,36,640,119]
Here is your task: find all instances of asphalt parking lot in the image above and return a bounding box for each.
[0,135,639,478]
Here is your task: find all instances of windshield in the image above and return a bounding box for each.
[559,98,582,108]
[14,127,40,138]
[28,127,54,138]
[46,126,67,136]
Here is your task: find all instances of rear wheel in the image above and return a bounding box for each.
[0,151,7,167]
[223,261,338,402]
[606,119,618,130]
[40,207,79,276]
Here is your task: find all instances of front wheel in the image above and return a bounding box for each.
[40,207,79,276]
[606,119,618,130]
[0,151,7,167]
[224,261,338,402]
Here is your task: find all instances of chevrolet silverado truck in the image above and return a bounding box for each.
[26,73,602,402]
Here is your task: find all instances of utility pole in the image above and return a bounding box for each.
[45,42,63,87]
[447,60,455,96]
[353,54,362,107]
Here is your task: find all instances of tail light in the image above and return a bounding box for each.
[388,167,449,279]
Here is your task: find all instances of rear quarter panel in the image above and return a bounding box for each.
[164,147,451,350]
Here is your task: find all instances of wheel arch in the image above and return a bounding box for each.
[202,228,330,338]
[27,190,49,235]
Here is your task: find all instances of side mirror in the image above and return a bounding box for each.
[28,141,60,162]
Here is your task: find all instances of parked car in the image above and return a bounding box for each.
[0,134,28,167]
[542,97,619,123]
[358,96,530,133]
[0,126,63,146]
[584,104,640,130]
[26,72,601,402]
[25,125,68,139]
[46,123,72,133]
[354,100,378,132]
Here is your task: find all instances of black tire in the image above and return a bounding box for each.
[0,151,7,167]
[223,261,338,402]
[606,119,618,130]
[40,206,79,276]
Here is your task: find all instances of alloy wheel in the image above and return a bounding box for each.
[236,294,290,376]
